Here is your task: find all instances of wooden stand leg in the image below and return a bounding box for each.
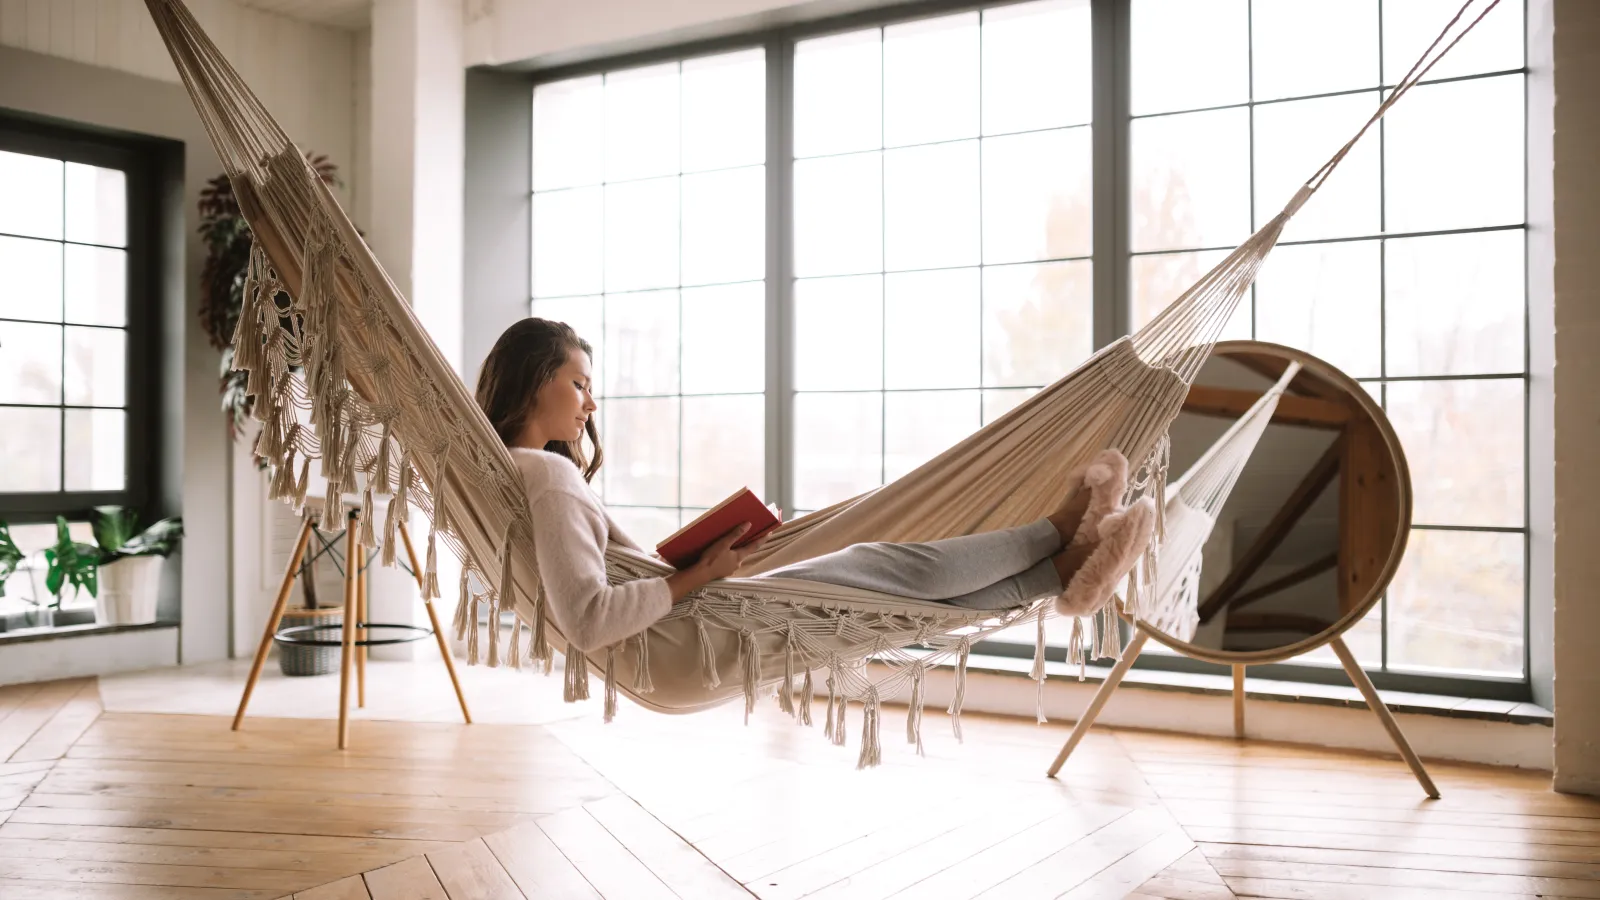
[1048,630,1148,777]
[233,517,315,731]
[338,512,359,750]
[1330,636,1440,799]
[356,551,367,709]
[400,521,472,725]
[1233,664,1247,739]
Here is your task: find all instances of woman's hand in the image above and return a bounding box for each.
[663,523,769,602]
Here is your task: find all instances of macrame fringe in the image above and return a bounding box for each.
[294,456,311,511]
[530,585,552,674]
[906,666,925,756]
[384,453,411,567]
[694,613,721,690]
[269,449,296,501]
[508,618,523,671]
[486,594,501,668]
[422,527,439,601]
[824,673,840,745]
[337,424,361,499]
[359,487,376,549]
[375,421,393,494]
[1069,616,1087,680]
[466,593,481,666]
[949,639,971,742]
[777,626,796,717]
[452,569,472,641]
[857,688,882,770]
[799,669,814,727]
[604,645,618,723]
[563,643,590,702]
[632,631,655,693]
[740,630,760,725]
[1031,605,1049,724]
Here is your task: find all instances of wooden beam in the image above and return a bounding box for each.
[1197,435,1344,623]
[1183,384,1352,430]
[1225,351,1346,401]
[1226,552,1340,614]
[1338,414,1400,615]
[1223,612,1335,634]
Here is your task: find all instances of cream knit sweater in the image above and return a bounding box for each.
[509,447,672,651]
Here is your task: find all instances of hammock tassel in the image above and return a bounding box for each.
[694,612,721,690]
[486,594,501,669]
[294,456,311,511]
[799,669,814,727]
[563,643,590,702]
[498,521,517,620]
[269,448,296,501]
[384,453,411,567]
[453,569,472,641]
[906,666,926,757]
[824,673,839,745]
[359,487,376,549]
[338,425,362,500]
[949,638,971,743]
[777,626,796,718]
[466,593,481,666]
[1032,606,1049,725]
[1103,604,1123,660]
[857,687,882,770]
[375,421,393,494]
[422,527,439,601]
[740,629,761,725]
[632,631,655,693]
[604,645,618,723]
[1069,616,1087,680]
[508,618,523,671]
[531,585,552,674]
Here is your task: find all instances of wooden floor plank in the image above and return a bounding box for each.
[5,804,493,843]
[362,855,448,900]
[482,821,601,900]
[0,835,412,873]
[585,795,750,899]
[973,808,1183,900]
[295,874,374,900]
[0,821,446,856]
[0,878,278,899]
[1198,841,1600,884]
[1208,855,1600,898]
[426,838,524,900]
[1221,875,1546,899]
[535,807,676,900]
[0,679,90,762]
[9,679,103,763]
[1187,823,1600,864]
[1060,829,1199,900]
[0,853,325,892]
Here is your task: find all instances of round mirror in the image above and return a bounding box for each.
[1136,340,1411,665]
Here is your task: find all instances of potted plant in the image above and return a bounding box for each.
[92,506,183,625]
[0,525,22,598]
[28,517,101,629]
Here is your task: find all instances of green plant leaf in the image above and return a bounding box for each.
[92,506,138,555]
[0,524,23,599]
[118,518,185,559]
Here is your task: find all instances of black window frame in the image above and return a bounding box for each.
[520,0,1536,702]
[0,111,162,526]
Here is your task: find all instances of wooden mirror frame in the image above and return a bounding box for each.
[1135,340,1414,667]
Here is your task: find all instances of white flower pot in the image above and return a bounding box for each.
[97,556,164,625]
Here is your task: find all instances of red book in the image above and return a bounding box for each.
[655,488,782,569]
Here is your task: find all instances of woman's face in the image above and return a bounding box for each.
[533,347,597,444]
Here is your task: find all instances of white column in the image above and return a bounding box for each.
[365,0,467,655]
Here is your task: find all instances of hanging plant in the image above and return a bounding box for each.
[199,153,342,439]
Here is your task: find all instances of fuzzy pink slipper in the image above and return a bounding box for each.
[1071,449,1132,545]
[1055,496,1157,618]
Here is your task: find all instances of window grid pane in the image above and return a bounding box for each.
[1128,0,1528,680]
[793,4,1095,513]
[0,146,129,499]
[531,50,768,536]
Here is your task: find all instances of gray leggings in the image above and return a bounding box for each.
[761,519,1064,611]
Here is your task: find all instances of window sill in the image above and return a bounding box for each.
[0,620,178,647]
[955,651,1553,726]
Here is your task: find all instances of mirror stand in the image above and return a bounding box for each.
[1045,626,1440,799]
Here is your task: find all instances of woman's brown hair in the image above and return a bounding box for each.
[474,317,603,482]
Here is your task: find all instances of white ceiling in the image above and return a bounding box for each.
[238,0,370,30]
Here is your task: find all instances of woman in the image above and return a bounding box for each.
[475,318,1155,653]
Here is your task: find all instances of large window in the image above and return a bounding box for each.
[527,0,1530,695]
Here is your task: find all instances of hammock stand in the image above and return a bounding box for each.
[148,0,1501,765]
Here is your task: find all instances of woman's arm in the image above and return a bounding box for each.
[662,523,768,602]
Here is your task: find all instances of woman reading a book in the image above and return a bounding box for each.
[476,318,1156,652]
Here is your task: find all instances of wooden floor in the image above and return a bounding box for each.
[1,670,1596,899]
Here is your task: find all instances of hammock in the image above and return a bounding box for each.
[1137,363,1300,644]
[144,0,1498,765]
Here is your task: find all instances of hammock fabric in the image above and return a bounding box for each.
[144,0,1499,766]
